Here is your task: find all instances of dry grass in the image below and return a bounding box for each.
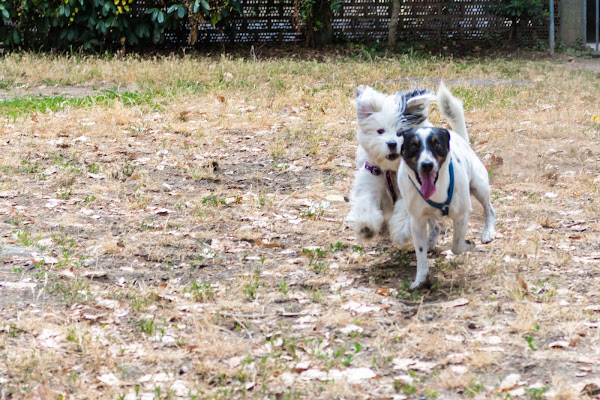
[0,50,599,399]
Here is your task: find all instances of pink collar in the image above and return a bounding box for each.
[364,162,398,203]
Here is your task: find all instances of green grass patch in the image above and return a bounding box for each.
[0,79,14,90]
[0,88,161,117]
[451,86,520,111]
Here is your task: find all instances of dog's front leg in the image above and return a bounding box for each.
[427,219,440,251]
[350,191,384,240]
[451,214,476,254]
[410,216,430,290]
[389,199,412,245]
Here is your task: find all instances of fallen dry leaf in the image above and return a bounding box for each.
[341,300,381,314]
[255,239,284,248]
[517,274,529,293]
[444,353,466,365]
[392,358,437,373]
[153,208,175,215]
[342,367,376,384]
[440,298,469,308]
[97,373,120,386]
[548,341,570,349]
[581,381,600,396]
[500,373,522,392]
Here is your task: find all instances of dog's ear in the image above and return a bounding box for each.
[404,91,436,126]
[356,85,367,97]
[438,128,451,151]
[355,86,382,121]
[400,129,415,156]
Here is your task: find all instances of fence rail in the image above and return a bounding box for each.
[133,0,559,46]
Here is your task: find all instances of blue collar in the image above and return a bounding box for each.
[408,160,454,216]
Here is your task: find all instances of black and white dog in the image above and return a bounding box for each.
[347,83,467,242]
[395,109,496,289]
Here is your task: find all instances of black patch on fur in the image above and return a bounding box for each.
[426,127,450,168]
[394,93,408,114]
[419,247,423,252]
[405,113,426,126]
[456,158,461,163]
[400,128,422,176]
[395,88,433,127]
[401,127,451,179]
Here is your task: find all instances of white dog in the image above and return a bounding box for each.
[395,98,496,289]
[347,83,467,243]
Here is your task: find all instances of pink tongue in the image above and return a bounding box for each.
[420,173,436,200]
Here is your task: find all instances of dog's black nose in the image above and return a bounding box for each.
[421,161,434,173]
[387,141,397,152]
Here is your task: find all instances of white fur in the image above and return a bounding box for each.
[437,81,468,142]
[347,83,466,242]
[397,127,496,289]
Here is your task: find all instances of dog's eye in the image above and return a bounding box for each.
[376,129,385,135]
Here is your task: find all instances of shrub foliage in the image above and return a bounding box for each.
[485,0,549,42]
[0,0,242,50]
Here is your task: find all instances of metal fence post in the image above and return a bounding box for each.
[597,0,599,51]
[549,0,555,54]
[584,0,587,44]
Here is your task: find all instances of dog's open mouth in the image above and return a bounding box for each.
[419,172,437,200]
[386,153,399,161]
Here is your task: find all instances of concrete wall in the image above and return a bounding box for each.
[560,0,584,45]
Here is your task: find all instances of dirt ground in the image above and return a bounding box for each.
[0,51,600,399]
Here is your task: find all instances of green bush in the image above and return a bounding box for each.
[293,0,341,46]
[486,0,549,43]
[0,0,242,51]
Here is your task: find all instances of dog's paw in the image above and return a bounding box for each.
[355,212,384,241]
[409,277,431,291]
[464,240,476,251]
[481,229,495,244]
[359,226,376,240]
[452,240,475,255]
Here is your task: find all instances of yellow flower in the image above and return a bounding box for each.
[74,7,78,13]
[117,5,122,13]
[592,115,600,122]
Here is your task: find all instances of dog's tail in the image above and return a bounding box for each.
[437,81,468,143]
